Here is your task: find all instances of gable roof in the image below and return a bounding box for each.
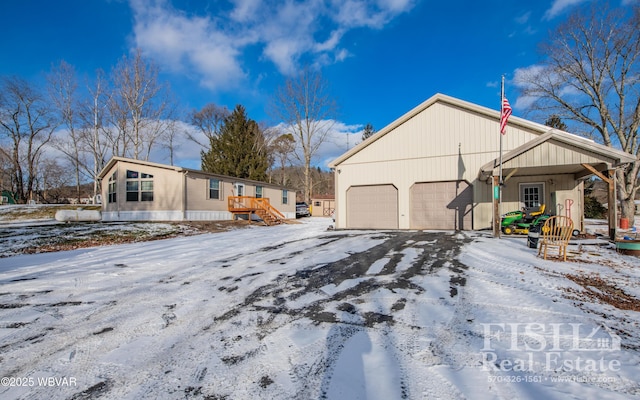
[479,130,635,180]
[328,93,635,169]
[98,156,294,190]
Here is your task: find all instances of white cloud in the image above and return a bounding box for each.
[130,0,246,90]
[128,0,416,89]
[514,11,531,24]
[486,81,499,88]
[229,0,264,22]
[315,120,364,167]
[512,63,582,110]
[512,64,547,109]
[543,0,588,20]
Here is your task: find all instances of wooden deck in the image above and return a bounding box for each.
[228,196,286,226]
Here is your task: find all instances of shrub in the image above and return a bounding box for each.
[584,196,606,219]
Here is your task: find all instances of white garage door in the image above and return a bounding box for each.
[410,181,473,230]
[346,185,398,229]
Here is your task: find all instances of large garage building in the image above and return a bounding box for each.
[329,94,634,231]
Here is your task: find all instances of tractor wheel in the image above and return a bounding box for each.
[502,226,514,235]
[572,229,581,237]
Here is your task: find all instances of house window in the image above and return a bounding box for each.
[520,183,544,208]
[314,201,321,207]
[235,183,245,197]
[209,179,220,200]
[126,181,139,201]
[126,169,154,202]
[255,186,263,199]
[108,172,117,203]
[282,190,288,205]
[141,180,154,201]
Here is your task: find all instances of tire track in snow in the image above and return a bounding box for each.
[457,238,640,397]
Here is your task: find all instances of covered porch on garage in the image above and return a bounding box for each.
[480,131,636,238]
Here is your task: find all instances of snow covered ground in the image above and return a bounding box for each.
[0,218,639,399]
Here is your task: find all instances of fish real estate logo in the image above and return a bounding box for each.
[479,322,622,375]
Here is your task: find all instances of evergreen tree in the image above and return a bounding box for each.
[201,105,268,181]
[361,123,375,141]
[544,114,567,131]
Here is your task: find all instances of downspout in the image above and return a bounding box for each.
[116,164,121,218]
[183,170,189,221]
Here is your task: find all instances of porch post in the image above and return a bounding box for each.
[608,169,617,240]
[493,175,501,238]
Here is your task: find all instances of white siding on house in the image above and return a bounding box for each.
[498,174,583,231]
[503,141,606,170]
[99,157,296,222]
[334,101,541,230]
[330,94,635,231]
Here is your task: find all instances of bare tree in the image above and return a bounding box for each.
[105,82,132,158]
[270,131,296,186]
[37,157,74,203]
[271,67,337,202]
[80,69,111,201]
[0,76,59,202]
[0,146,15,198]
[161,119,181,166]
[110,49,171,160]
[188,103,229,150]
[517,4,640,224]
[48,60,85,202]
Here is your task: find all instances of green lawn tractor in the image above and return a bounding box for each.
[501,204,550,235]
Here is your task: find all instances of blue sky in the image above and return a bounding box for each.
[1,0,635,168]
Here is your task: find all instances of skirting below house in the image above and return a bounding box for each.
[102,210,233,222]
[101,210,296,222]
[185,211,234,221]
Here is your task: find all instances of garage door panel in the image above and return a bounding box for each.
[410,181,472,230]
[347,185,398,229]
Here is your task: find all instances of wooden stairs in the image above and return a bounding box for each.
[228,196,286,226]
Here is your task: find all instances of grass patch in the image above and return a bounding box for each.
[564,273,640,311]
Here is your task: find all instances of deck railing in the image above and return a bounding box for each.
[228,196,286,223]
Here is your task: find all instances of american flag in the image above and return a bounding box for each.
[500,97,512,135]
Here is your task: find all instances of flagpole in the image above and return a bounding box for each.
[499,75,504,186]
[497,75,505,238]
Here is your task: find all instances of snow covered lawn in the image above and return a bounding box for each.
[0,218,639,399]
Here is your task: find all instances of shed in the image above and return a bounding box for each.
[310,195,335,217]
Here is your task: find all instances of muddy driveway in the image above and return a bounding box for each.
[218,230,471,326]
[0,224,474,399]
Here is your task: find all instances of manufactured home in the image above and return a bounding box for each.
[329,94,634,235]
[98,157,295,223]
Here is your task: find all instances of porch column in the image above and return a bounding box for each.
[608,169,617,239]
[493,175,501,238]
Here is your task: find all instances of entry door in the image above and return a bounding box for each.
[234,183,245,197]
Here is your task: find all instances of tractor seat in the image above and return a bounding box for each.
[522,204,545,219]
